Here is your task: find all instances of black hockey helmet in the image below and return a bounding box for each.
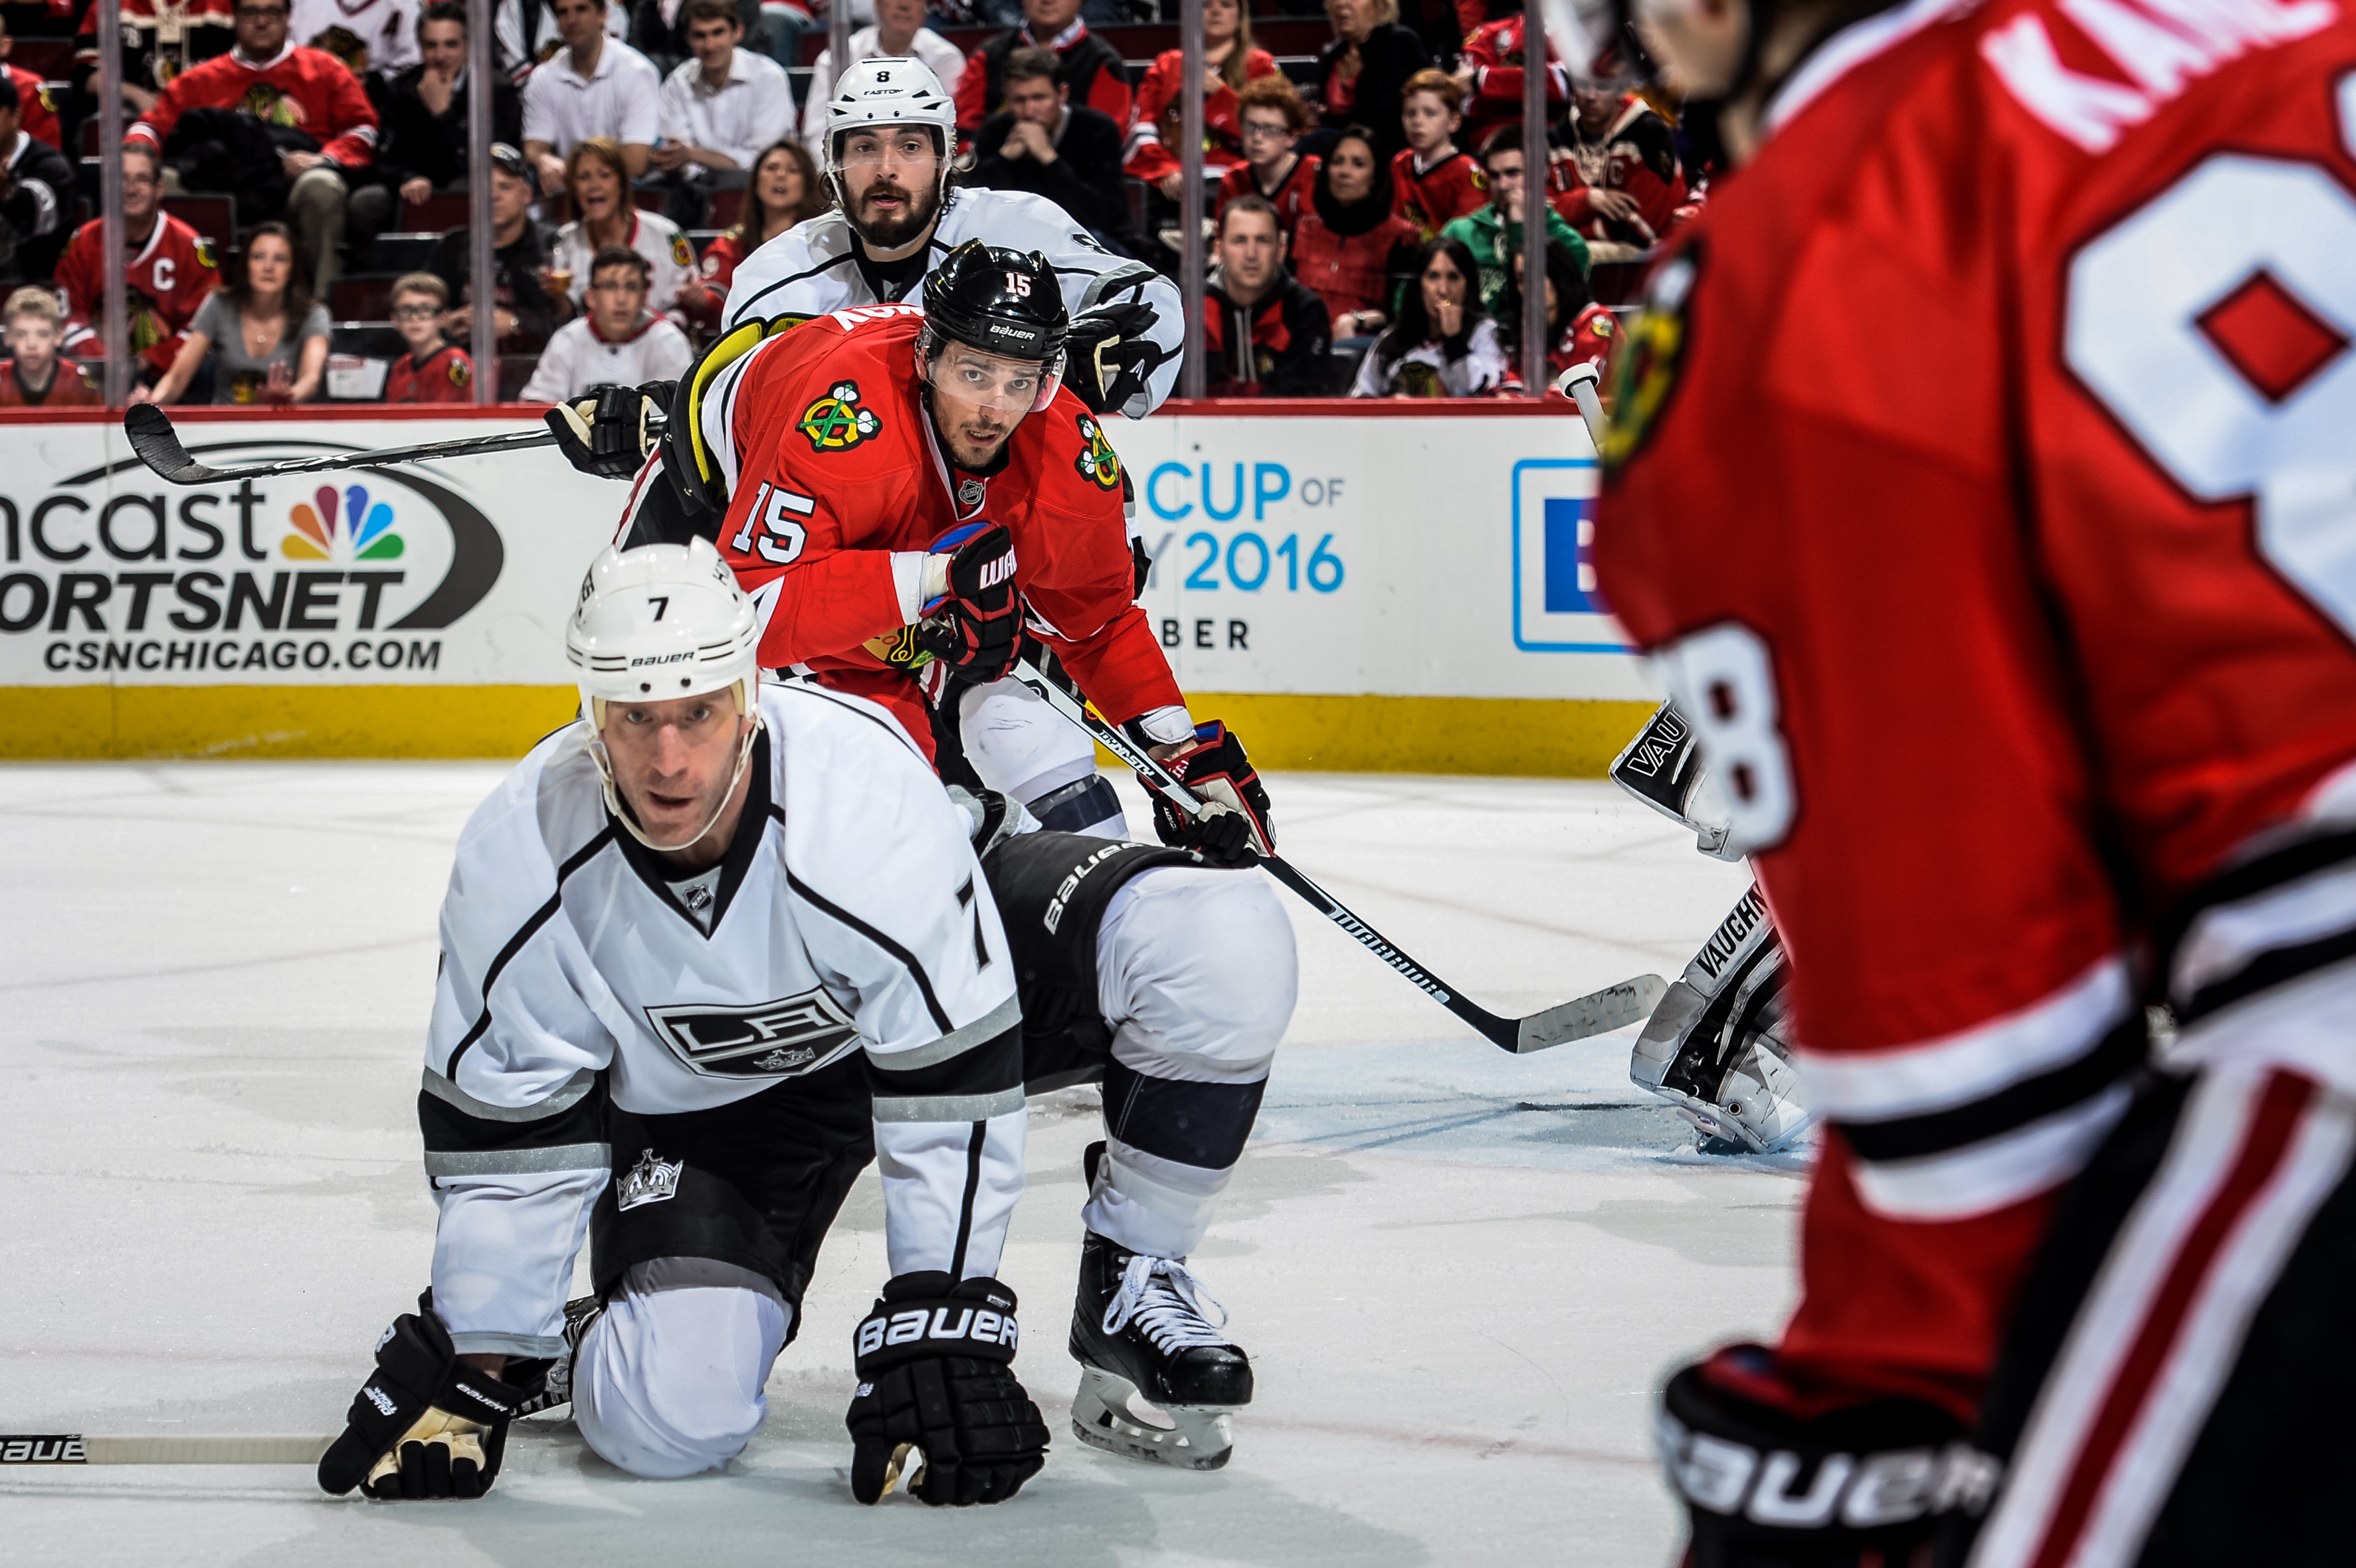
[923,242,1068,366]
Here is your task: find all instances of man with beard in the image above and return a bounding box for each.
[716,54,1186,841]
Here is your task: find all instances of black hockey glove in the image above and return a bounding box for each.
[318,1292,526,1500]
[1143,720,1274,868]
[545,379,670,479]
[845,1272,1050,1507]
[1066,298,1161,415]
[916,523,1021,684]
[1658,1344,1996,1567]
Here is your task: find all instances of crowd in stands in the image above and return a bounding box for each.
[0,0,1693,406]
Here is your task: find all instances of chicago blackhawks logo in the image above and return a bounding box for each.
[1074,416,1121,490]
[798,381,880,451]
[1602,248,1694,472]
[239,84,309,128]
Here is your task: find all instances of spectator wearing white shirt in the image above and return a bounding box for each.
[799,0,965,165]
[650,0,793,225]
[292,0,421,72]
[522,0,661,195]
[522,243,693,401]
[547,136,713,328]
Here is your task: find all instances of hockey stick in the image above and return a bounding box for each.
[1556,361,1609,451]
[0,1433,334,1464]
[1005,659,1666,1053]
[122,403,567,486]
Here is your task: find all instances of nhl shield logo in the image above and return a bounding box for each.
[617,1148,684,1210]
[957,477,987,510]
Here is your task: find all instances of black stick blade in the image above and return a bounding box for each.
[122,403,219,484]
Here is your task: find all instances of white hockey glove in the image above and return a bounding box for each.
[1610,699,1739,860]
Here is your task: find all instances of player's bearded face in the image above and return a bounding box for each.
[599,692,753,849]
[840,130,945,250]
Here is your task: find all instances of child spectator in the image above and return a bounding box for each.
[1309,0,1428,162]
[136,221,332,405]
[1288,124,1418,342]
[800,0,967,167]
[967,46,1131,251]
[522,243,691,401]
[0,15,63,149]
[1452,0,1565,161]
[696,138,824,294]
[1124,0,1274,198]
[547,136,710,326]
[0,288,102,405]
[383,272,475,401]
[1555,46,1686,252]
[521,0,660,195]
[1349,233,1506,397]
[1390,68,1483,239]
[955,0,1130,138]
[56,144,217,384]
[650,0,795,226]
[1496,239,1611,389]
[1217,74,1318,237]
[124,0,379,292]
[431,142,565,350]
[1442,124,1586,312]
[1203,196,1331,398]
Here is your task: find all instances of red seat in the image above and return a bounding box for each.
[401,192,473,232]
[13,39,74,78]
[633,186,668,213]
[330,274,399,319]
[707,187,741,229]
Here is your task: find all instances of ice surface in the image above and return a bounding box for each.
[0,762,1794,1565]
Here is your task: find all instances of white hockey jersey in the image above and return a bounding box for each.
[519,310,695,403]
[720,188,1185,419]
[421,681,1023,1356]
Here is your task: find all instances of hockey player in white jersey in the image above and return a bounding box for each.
[716,54,1183,840]
[318,538,1300,1498]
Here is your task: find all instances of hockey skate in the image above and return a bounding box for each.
[1068,1228,1252,1470]
[513,1294,603,1419]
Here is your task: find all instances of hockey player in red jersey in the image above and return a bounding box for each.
[55,144,215,379]
[1588,0,2356,1556]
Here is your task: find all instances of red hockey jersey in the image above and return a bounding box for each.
[1218,153,1320,236]
[707,306,1182,753]
[1456,15,1567,163]
[1124,47,1278,185]
[56,211,217,373]
[1593,0,2356,1417]
[6,65,60,148]
[1391,146,1484,240]
[385,343,472,403]
[127,40,378,167]
[1551,96,1687,248]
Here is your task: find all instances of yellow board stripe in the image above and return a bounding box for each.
[0,686,1656,777]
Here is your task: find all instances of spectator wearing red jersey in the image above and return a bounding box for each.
[1217,75,1318,238]
[1124,0,1274,197]
[0,287,101,406]
[56,144,217,381]
[126,0,379,292]
[1452,0,1565,161]
[955,0,1130,140]
[1308,0,1428,162]
[1389,68,1483,239]
[1288,123,1417,343]
[1496,239,1608,390]
[0,14,62,149]
[1203,195,1331,398]
[1552,50,1685,255]
[383,272,475,402]
[694,138,823,294]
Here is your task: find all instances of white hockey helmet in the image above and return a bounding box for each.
[822,55,957,192]
[566,536,761,724]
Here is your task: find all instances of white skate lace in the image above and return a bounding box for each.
[1102,1252,1231,1352]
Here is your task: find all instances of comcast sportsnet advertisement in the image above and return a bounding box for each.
[0,421,617,688]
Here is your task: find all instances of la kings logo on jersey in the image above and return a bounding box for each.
[617,1148,685,1210]
[644,988,862,1079]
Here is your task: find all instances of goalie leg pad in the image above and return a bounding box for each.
[1632,884,1813,1153]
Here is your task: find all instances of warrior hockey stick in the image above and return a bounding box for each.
[122,402,566,485]
[0,1433,334,1464]
[1005,658,1666,1053]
